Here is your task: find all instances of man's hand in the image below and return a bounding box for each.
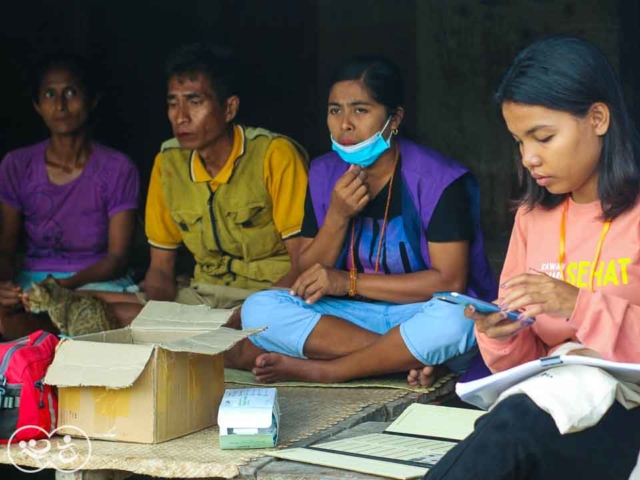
[290,264,350,305]
[144,248,178,302]
[327,166,370,223]
[144,268,177,301]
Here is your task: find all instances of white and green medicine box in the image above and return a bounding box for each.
[218,387,280,449]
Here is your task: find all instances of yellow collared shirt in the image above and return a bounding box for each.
[146,125,308,249]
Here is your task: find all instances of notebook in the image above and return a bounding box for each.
[268,403,484,479]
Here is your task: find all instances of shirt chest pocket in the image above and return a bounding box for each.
[170,210,211,253]
[227,203,269,228]
[224,202,280,260]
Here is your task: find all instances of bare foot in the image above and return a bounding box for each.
[252,353,330,383]
[407,366,436,388]
[224,338,266,370]
[222,307,242,330]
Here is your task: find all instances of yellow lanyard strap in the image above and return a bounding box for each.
[558,198,612,292]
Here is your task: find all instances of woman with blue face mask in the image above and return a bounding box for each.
[233,56,497,386]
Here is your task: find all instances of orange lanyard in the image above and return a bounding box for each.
[349,146,399,275]
[558,198,611,292]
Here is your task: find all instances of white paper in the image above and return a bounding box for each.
[456,355,640,410]
[218,388,278,430]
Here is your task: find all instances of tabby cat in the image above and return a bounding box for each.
[28,276,117,336]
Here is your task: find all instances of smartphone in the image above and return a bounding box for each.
[433,291,520,322]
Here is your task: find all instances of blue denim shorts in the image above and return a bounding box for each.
[242,290,477,371]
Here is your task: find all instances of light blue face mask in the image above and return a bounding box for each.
[331,117,393,167]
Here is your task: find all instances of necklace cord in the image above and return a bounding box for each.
[348,144,399,296]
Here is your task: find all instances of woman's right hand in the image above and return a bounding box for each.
[327,165,370,222]
[289,264,350,305]
[0,280,22,308]
[464,304,532,341]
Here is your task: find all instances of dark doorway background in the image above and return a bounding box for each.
[2,0,639,273]
[0,0,321,195]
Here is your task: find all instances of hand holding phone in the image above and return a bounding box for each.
[433,291,520,322]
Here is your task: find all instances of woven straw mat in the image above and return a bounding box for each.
[0,386,407,478]
[225,368,458,393]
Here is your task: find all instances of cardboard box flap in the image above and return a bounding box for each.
[159,327,264,355]
[44,339,155,388]
[218,388,278,429]
[132,301,233,331]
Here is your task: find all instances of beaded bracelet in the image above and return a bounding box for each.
[348,269,358,297]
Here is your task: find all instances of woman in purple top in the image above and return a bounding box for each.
[0,54,139,338]
[231,56,497,386]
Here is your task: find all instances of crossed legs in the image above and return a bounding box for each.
[257,320,433,384]
[224,291,470,386]
[224,314,436,385]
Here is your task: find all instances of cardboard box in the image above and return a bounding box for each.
[44,301,262,444]
[218,388,280,449]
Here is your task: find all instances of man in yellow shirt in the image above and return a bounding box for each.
[105,44,308,323]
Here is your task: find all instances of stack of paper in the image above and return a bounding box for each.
[456,355,640,410]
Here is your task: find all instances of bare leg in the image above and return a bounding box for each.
[76,291,143,328]
[303,315,381,359]
[0,309,58,341]
[225,314,380,372]
[224,338,268,370]
[78,291,141,304]
[222,307,242,330]
[252,327,433,385]
[407,367,439,387]
[110,302,143,328]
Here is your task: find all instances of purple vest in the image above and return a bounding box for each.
[309,137,497,301]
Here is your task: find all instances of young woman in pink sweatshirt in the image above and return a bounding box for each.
[426,37,640,480]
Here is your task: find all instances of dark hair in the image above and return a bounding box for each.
[165,43,240,104]
[329,56,404,116]
[31,54,100,104]
[495,36,640,220]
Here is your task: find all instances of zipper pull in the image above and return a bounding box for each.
[34,381,45,408]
